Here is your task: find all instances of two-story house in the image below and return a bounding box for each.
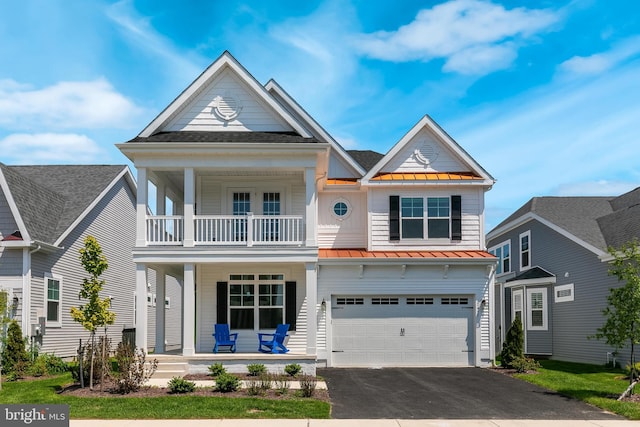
[487,187,640,367]
[118,51,497,369]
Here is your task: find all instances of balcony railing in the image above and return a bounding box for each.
[146,214,304,246]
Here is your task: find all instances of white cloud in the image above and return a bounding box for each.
[0,133,105,164]
[0,78,144,130]
[559,35,640,76]
[106,0,202,80]
[354,0,559,75]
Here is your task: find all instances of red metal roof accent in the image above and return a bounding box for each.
[370,172,483,181]
[319,248,495,259]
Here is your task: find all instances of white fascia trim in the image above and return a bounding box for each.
[139,52,311,138]
[54,166,133,247]
[0,168,31,242]
[265,79,366,177]
[361,115,496,184]
[487,212,606,258]
[131,247,319,264]
[504,277,556,288]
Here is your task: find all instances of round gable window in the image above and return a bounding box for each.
[331,199,351,220]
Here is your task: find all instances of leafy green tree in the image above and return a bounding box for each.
[593,240,640,392]
[500,316,524,368]
[70,236,115,389]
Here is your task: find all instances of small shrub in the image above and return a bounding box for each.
[168,377,196,394]
[208,362,226,377]
[274,374,290,395]
[247,363,266,376]
[510,356,541,373]
[215,372,240,392]
[284,363,302,377]
[298,374,317,398]
[246,378,262,396]
[625,362,640,380]
[113,342,158,394]
[40,353,68,374]
[29,357,47,377]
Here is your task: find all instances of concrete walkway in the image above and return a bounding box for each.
[69,420,638,426]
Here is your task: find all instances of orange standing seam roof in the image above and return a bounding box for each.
[319,248,495,259]
[370,172,483,181]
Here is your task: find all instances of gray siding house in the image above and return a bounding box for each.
[487,187,640,367]
[0,164,182,358]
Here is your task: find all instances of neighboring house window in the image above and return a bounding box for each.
[527,288,547,330]
[520,231,531,271]
[427,197,450,238]
[555,283,574,303]
[512,289,523,325]
[229,274,284,330]
[489,240,511,274]
[401,197,424,239]
[45,274,62,327]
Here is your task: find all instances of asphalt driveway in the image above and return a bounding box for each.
[317,367,621,419]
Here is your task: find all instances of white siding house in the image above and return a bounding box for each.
[118,51,497,369]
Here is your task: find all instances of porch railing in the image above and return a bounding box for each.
[146,214,304,246]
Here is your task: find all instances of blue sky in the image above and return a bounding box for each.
[1,0,638,229]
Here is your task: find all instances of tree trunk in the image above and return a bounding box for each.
[89,332,95,391]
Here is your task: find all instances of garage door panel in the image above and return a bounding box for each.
[332,295,474,367]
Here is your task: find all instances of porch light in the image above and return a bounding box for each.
[12,296,19,310]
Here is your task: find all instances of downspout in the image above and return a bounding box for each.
[22,244,41,334]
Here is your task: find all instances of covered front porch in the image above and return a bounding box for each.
[134,258,320,360]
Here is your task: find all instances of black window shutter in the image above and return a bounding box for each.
[389,195,400,241]
[451,195,462,241]
[285,281,297,331]
[216,282,228,324]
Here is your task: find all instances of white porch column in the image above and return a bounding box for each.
[305,262,317,356]
[136,167,147,247]
[182,263,195,356]
[305,167,317,247]
[155,267,166,354]
[183,168,195,247]
[135,264,148,351]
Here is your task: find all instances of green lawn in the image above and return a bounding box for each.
[0,373,330,419]
[514,360,640,420]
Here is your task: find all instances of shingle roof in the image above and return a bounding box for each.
[0,164,126,245]
[128,131,321,144]
[507,266,555,282]
[490,187,640,252]
[347,150,385,172]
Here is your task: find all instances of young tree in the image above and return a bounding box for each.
[593,239,640,398]
[1,320,29,377]
[70,236,116,390]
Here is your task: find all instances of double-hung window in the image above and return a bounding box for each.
[45,274,62,327]
[489,240,511,274]
[427,197,450,238]
[527,288,547,330]
[229,274,284,330]
[520,231,531,271]
[401,197,424,239]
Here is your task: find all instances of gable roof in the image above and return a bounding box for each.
[128,131,320,144]
[0,164,133,246]
[488,187,640,256]
[265,80,366,177]
[138,51,311,139]
[361,115,495,185]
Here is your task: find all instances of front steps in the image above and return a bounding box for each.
[153,362,189,379]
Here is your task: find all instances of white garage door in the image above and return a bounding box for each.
[331,295,474,367]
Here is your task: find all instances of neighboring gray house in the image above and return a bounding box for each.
[487,187,640,367]
[0,164,182,358]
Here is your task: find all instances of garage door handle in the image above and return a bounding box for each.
[462,350,474,352]
[332,350,344,353]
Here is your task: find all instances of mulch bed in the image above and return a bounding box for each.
[58,375,330,402]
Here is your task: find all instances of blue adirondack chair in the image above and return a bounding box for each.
[213,324,238,353]
[257,323,290,354]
